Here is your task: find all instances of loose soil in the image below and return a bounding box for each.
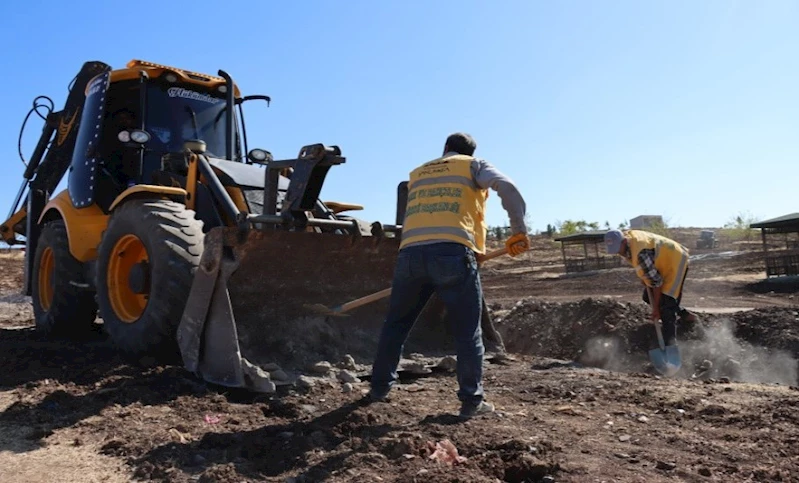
[1,231,798,483]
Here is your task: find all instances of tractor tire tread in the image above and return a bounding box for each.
[32,219,98,336]
[96,199,204,358]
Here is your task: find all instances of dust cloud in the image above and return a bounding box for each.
[680,319,799,386]
[578,319,798,386]
[579,336,645,372]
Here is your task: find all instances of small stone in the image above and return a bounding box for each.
[700,360,713,370]
[614,452,630,459]
[310,361,332,374]
[242,360,276,394]
[618,435,631,442]
[699,467,711,477]
[299,404,318,414]
[542,477,556,483]
[339,354,357,370]
[403,361,430,374]
[719,377,731,383]
[437,356,457,372]
[270,369,290,382]
[337,370,360,383]
[342,383,353,393]
[241,361,276,393]
[296,376,315,389]
[637,416,649,423]
[656,461,677,471]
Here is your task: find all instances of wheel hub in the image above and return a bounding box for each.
[107,234,150,323]
[128,261,150,294]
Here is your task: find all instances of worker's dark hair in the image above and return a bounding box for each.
[444,132,477,156]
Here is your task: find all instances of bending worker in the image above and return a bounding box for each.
[604,229,697,348]
[367,132,529,420]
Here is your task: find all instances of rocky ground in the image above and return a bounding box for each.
[1,231,798,483]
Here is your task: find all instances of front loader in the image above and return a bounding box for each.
[1,59,461,393]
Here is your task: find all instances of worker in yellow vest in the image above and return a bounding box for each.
[604,229,698,347]
[366,132,530,420]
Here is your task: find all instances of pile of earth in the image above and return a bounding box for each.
[491,298,799,386]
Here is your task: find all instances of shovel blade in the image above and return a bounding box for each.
[648,344,682,377]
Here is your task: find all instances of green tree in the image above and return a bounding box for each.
[723,211,759,242]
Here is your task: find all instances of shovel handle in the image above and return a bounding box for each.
[476,247,509,265]
[336,247,510,314]
[339,287,393,312]
[646,286,667,350]
[654,323,666,351]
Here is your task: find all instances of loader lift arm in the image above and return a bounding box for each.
[0,62,112,294]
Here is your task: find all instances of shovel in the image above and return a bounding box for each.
[306,246,512,316]
[646,287,682,376]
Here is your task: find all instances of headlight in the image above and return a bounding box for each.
[117,130,131,142]
[247,148,272,163]
[129,130,151,144]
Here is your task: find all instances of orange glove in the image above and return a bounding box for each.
[505,232,530,257]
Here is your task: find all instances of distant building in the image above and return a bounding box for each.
[629,215,663,229]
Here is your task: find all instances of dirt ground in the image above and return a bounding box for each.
[1,230,798,483]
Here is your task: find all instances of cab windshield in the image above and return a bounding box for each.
[145,83,235,159]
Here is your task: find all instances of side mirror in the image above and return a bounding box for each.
[247,148,273,164]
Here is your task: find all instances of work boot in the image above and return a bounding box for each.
[678,308,698,323]
[361,387,390,405]
[486,349,516,363]
[459,400,495,419]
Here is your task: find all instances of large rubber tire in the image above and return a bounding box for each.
[31,219,98,336]
[95,199,204,358]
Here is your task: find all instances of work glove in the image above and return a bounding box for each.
[505,232,530,257]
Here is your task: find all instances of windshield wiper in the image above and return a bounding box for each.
[185,106,200,139]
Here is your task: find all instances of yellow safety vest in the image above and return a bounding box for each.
[399,154,488,254]
[627,230,690,299]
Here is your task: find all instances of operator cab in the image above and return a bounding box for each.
[94,77,240,206]
[72,60,276,220]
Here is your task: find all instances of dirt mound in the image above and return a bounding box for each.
[493,298,799,385]
[493,298,663,367]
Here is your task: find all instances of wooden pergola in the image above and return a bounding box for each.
[554,230,622,273]
[750,213,799,278]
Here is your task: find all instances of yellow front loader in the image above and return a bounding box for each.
[1,60,458,392]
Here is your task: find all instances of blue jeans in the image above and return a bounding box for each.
[370,242,485,405]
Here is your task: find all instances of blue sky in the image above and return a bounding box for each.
[1,0,797,234]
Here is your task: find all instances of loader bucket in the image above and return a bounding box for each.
[177,226,460,392]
